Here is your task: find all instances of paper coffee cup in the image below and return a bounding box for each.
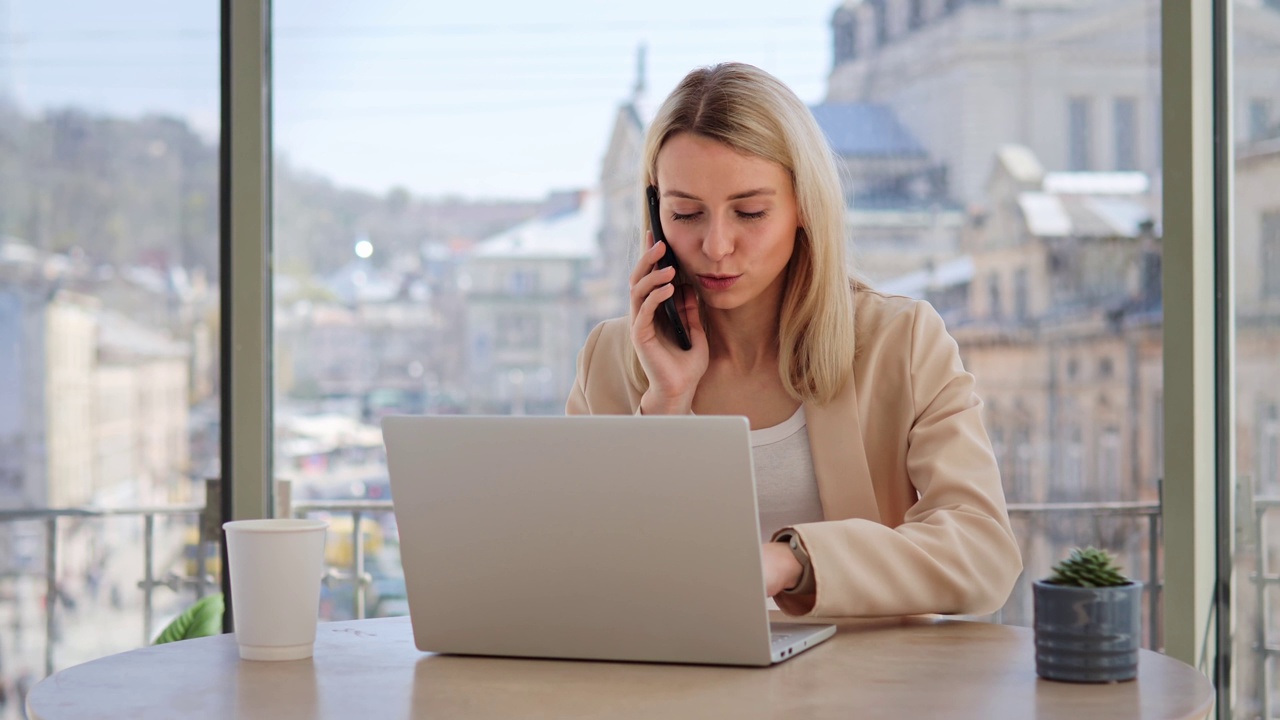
[223,518,328,661]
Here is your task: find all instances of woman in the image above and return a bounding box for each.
[566,62,1021,618]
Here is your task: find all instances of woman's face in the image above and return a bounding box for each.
[654,132,800,315]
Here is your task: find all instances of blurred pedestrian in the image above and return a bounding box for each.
[14,671,32,720]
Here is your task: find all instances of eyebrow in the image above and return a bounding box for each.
[663,188,777,202]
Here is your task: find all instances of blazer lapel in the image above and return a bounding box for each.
[804,378,881,524]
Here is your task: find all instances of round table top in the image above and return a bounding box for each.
[28,614,1213,720]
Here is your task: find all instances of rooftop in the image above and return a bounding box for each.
[876,255,975,298]
[472,191,600,261]
[1018,191,1153,238]
[1041,172,1149,195]
[809,103,928,159]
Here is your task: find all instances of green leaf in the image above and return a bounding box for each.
[154,593,225,645]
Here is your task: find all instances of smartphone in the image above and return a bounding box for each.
[645,186,693,351]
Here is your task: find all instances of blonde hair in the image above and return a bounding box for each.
[626,62,856,405]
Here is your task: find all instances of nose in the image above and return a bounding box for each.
[701,214,734,262]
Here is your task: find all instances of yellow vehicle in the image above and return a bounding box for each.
[182,526,222,579]
[180,515,382,580]
[324,516,384,569]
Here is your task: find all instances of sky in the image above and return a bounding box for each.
[4,0,840,201]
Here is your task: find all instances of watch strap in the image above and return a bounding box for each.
[775,531,815,595]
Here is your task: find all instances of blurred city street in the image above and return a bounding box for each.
[0,519,192,720]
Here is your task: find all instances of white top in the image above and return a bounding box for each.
[750,405,823,542]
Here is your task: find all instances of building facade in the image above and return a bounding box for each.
[882,146,1162,624]
[1236,137,1280,499]
[827,0,1280,205]
[462,192,598,415]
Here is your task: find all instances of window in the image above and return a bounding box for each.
[909,0,926,29]
[1114,97,1138,171]
[1262,404,1280,494]
[257,0,1170,678]
[1250,98,1272,141]
[1013,267,1029,321]
[1099,356,1114,379]
[987,272,1002,320]
[872,0,890,45]
[1232,10,1280,715]
[1264,211,1280,299]
[1060,427,1084,500]
[270,0,842,621]
[990,425,1009,493]
[0,0,219,676]
[507,270,540,296]
[833,8,860,63]
[1068,97,1093,171]
[1153,97,1163,169]
[20,0,1273,704]
[1012,426,1032,495]
[1152,393,1163,480]
[495,312,541,351]
[1096,428,1121,499]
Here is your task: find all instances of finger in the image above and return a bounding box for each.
[629,265,674,318]
[627,242,666,317]
[629,265,677,319]
[628,234,666,288]
[633,283,676,340]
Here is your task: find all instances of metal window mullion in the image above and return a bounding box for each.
[221,0,273,524]
[1212,0,1236,713]
[44,516,57,677]
[1161,0,1220,682]
[220,0,273,631]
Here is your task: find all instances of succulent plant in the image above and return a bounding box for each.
[1046,546,1131,588]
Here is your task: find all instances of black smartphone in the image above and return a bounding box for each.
[645,185,693,351]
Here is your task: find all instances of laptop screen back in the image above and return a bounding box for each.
[382,415,775,665]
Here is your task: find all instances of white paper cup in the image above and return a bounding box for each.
[223,518,328,661]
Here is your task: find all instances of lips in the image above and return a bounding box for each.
[696,274,741,291]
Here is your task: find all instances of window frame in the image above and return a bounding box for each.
[218,0,1231,706]
[1161,0,1225,695]
[1262,211,1280,299]
[1068,95,1094,171]
[220,0,273,631]
[1114,96,1139,171]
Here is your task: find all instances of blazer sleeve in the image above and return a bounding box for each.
[777,302,1023,618]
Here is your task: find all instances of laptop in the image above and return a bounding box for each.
[381,414,836,667]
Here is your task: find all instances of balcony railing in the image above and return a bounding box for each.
[1249,495,1280,717]
[0,502,206,677]
[1005,499,1162,650]
[5,489,1276,697]
[290,498,396,621]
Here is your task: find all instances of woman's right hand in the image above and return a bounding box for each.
[629,234,709,415]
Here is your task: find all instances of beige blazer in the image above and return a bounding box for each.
[566,287,1023,618]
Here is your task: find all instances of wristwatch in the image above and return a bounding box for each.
[774,531,815,595]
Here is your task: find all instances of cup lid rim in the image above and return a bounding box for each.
[222,518,329,532]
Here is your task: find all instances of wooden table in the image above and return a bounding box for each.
[27,614,1213,719]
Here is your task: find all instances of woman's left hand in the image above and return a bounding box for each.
[761,542,803,597]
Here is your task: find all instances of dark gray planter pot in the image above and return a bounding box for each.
[1033,579,1143,683]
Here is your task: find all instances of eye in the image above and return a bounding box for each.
[737,210,768,221]
[670,211,701,223]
